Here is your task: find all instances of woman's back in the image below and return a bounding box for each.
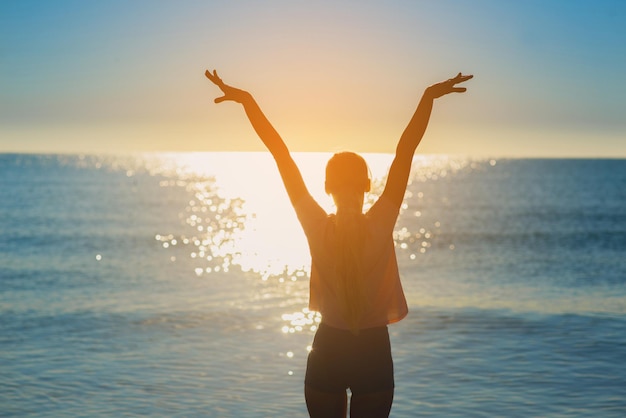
[295,191,407,331]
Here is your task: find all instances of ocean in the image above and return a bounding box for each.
[1,153,625,417]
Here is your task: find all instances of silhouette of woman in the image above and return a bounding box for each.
[205,69,472,418]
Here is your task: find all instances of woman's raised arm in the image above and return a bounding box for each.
[205,69,310,206]
[380,73,473,208]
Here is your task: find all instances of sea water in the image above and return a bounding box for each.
[1,153,625,417]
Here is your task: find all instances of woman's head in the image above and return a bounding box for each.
[325,152,370,208]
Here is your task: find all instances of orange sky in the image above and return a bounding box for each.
[1,1,625,157]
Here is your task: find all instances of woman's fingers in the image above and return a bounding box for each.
[447,74,473,93]
[205,69,230,103]
[205,69,216,82]
[454,74,473,83]
[205,69,225,87]
[213,70,225,86]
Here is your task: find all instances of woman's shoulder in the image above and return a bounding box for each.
[366,194,400,220]
[293,192,330,233]
[364,195,401,236]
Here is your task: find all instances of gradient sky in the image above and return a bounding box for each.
[1,0,625,156]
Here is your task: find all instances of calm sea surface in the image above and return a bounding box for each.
[1,153,625,417]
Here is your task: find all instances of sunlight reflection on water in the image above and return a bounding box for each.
[66,152,626,318]
[145,152,470,279]
[139,152,474,336]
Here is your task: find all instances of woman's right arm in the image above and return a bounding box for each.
[380,73,473,209]
[205,70,311,207]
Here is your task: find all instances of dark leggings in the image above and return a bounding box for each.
[304,323,394,417]
[305,323,394,394]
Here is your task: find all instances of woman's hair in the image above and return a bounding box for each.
[325,152,371,334]
[325,152,370,196]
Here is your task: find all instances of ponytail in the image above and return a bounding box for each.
[333,198,369,335]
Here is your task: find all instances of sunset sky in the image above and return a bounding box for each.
[2,0,625,157]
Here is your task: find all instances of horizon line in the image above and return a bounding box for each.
[1,150,625,160]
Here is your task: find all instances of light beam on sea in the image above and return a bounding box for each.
[146,152,413,278]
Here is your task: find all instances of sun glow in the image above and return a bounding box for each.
[171,152,323,276]
[144,152,470,282]
[148,152,394,277]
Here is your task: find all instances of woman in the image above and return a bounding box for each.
[205,69,472,417]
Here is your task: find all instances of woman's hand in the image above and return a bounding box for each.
[426,73,473,99]
[205,69,251,104]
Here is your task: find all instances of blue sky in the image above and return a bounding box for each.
[1,0,625,156]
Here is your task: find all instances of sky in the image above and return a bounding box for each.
[1,0,625,157]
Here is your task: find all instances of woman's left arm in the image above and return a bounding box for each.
[380,73,473,209]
